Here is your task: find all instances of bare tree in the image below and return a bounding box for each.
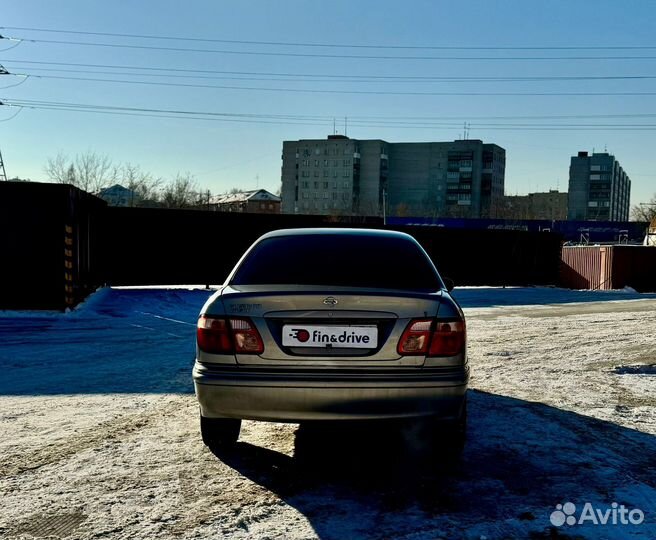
[162,173,199,208]
[631,194,656,222]
[120,163,163,206]
[44,152,70,184]
[74,152,114,193]
[44,151,115,193]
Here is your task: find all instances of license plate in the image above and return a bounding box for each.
[282,325,377,348]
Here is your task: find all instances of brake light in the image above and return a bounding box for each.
[197,315,264,354]
[398,318,465,357]
[428,321,466,356]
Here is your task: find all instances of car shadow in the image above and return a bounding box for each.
[208,390,656,539]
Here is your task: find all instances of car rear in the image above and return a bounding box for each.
[192,229,468,446]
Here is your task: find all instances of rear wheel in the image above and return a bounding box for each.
[435,397,467,457]
[200,415,241,449]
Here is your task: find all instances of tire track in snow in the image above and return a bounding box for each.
[0,397,183,478]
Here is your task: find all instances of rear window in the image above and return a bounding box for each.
[230,234,442,291]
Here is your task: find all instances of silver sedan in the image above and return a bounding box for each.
[193,228,468,450]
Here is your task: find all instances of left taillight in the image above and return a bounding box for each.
[197,315,264,355]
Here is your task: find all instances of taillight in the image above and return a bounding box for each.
[397,319,433,355]
[197,315,264,355]
[197,316,232,354]
[428,321,466,356]
[229,317,264,354]
[398,318,465,357]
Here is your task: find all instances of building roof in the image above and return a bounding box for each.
[210,189,280,204]
[98,184,137,196]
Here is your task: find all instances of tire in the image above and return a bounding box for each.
[200,415,241,449]
[437,397,467,457]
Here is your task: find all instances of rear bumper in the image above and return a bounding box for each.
[193,361,469,422]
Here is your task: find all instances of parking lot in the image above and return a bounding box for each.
[1,287,655,539]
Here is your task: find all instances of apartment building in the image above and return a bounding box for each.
[281,136,505,218]
[568,151,631,221]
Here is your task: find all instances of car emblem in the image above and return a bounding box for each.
[323,296,338,306]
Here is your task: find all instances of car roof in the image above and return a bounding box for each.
[258,228,416,241]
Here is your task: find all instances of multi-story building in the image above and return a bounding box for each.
[281,135,387,216]
[567,151,631,221]
[501,190,568,220]
[281,136,505,218]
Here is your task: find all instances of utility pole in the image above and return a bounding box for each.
[0,147,7,181]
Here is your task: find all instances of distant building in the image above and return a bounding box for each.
[281,135,505,218]
[210,189,280,213]
[97,184,140,207]
[501,190,568,220]
[568,151,631,221]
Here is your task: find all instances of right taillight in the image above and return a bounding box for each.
[197,315,264,355]
[428,320,466,356]
[398,318,466,357]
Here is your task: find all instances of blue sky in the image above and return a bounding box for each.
[2,0,656,206]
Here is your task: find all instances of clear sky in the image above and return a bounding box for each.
[2,0,656,206]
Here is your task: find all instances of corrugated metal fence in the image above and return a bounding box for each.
[561,245,656,291]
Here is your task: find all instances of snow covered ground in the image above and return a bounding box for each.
[0,286,655,539]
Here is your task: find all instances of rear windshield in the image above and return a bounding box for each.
[230,234,442,291]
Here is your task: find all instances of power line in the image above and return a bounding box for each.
[5,99,656,130]
[5,36,656,61]
[12,73,656,96]
[5,61,656,83]
[0,106,23,121]
[2,26,656,51]
[7,98,656,122]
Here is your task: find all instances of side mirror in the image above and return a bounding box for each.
[443,277,455,292]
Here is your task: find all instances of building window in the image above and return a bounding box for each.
[323,192,329,199]
[333,171,338,178]
[314,160,319,166]
[315,148,321,155]
[314,170,319,177]
[324,159,329,166]
[343,170,350,177]
[333,160,339,167]
[333,181,337,189]
[323,170,329,177]
[323,181,329,188]
[302,192,309,199]
[314,181,319,188]
[301,181,309,188]
[343,159,350,166]
[343,181,349,188]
